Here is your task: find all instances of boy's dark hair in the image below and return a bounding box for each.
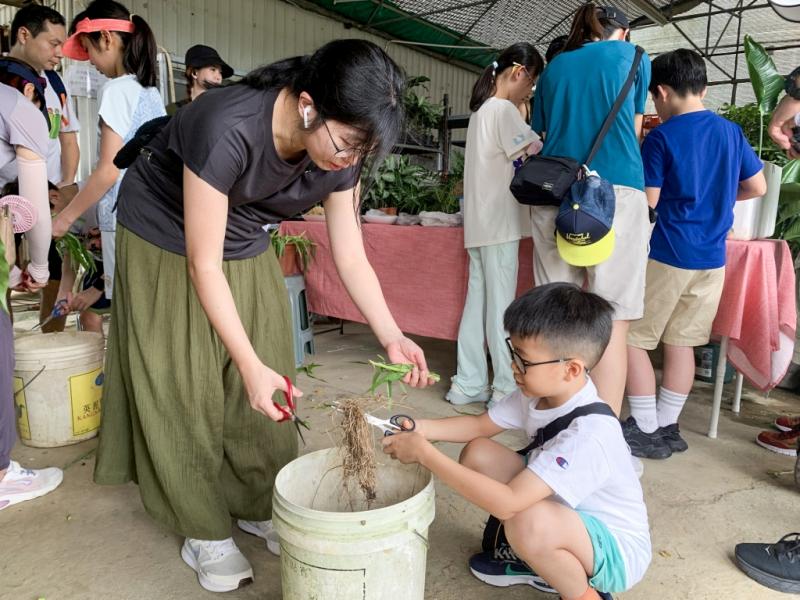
[70,0,158,88]
[11,3,66,46]
[545,35,568,63]
[469,43,543,112]
[503,282,613,368]
[649,49,707,97]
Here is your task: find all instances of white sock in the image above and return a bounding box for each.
[657,387,689,428]
[628,395,658,433]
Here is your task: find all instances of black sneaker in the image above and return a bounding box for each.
[735,533,800,593]
[620,417,672,459]
[468,547,557,594]
[659,423,688,453]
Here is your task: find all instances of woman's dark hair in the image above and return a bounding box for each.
[469,43,543,112]
[545,35,569,63]
[649,49,707,97]
[0,57,50,132]
[70,0,158,88]
[564,3,627,52]
[242,39,404,167]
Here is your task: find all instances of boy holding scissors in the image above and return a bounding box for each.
[383,283,651,600]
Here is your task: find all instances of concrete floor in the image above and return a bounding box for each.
[3,316,800,600]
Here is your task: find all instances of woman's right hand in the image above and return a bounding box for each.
[241,362,304,422]
[51,210,74,239]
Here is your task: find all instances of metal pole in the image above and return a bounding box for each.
[731,0,744,104]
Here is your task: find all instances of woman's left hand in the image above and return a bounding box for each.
[382,431,430,465]
[385,336,432,388]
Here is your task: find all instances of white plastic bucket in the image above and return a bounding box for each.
[730,161,782,240]
[272,447,435,600]
[13,331,105,448]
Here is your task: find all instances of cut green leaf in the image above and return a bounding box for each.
[0,238,8,313]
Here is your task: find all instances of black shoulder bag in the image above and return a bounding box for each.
[510,45,644,207]
[481,401,618,558]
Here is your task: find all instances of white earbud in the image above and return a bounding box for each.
[303,106,311,128]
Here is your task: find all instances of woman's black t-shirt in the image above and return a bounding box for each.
[117,85,358,259]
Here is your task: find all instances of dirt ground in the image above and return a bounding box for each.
[3,315,800,600]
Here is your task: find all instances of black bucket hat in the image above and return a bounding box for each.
[185,44,233,79]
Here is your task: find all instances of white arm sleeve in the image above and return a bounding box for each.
[17,154,51,283]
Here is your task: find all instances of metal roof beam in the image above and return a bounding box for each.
[626,0,670,25]
[370,0,495,28]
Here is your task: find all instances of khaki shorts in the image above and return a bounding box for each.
[628,260,725,350]
[530,185,650,321]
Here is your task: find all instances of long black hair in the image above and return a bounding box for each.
[469,43,543,112]
[242,39,405,168]
[564,3,627,52]
[70,0,158,88]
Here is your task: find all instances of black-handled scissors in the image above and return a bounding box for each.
[364,412,416,436]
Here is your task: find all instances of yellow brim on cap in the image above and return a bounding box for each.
[556,228,615,267]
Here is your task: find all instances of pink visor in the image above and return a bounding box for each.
[62,18,136,61]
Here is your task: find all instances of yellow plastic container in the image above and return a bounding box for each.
[13,331,105,448]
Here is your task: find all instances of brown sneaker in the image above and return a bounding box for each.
[775,415,800,432]
[757,430,800,456]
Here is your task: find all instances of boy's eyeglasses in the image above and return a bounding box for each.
[505,337,571,374]
[320,116,357,158]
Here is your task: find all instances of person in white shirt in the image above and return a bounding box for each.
[52,0,165,315]
[446,43,544,406]
[384,282,652,600]
[6,4,80,187]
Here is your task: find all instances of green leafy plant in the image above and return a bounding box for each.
[297,362,326,382]
[718,103,790,167]
[0,239,8,313]
[56,232,96,276]
[368,355,441,400]
[403,76,443,145]
[270,231,316,272]
[362,153,464,214]
[775,161,800,256]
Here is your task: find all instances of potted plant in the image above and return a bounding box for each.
[403,76,443,148]
[720,36,789,239]
[271,231,316,276]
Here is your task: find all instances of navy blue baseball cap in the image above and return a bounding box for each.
[555,175,616,267]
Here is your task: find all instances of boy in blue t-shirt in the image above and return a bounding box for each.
[623,49,766,459]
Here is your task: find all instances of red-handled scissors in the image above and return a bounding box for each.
[276,376,310,445]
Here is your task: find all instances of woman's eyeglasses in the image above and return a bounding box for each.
[505,337,571,374]
[320,116,357,158]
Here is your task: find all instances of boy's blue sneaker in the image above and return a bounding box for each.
[468,548,556,594]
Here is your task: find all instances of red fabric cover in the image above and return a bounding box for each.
[279,221,534,341]
[711,239,796,391]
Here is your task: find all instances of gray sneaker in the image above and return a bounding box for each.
[621,417,672,460]
[181,537,253,592]
[446,383,490,405]
[237,519,280,556]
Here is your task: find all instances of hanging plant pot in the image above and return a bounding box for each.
[278,244,300,276]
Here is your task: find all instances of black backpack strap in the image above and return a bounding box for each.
[44,70,67,109]
[517,401,617,456]
[584,45,645,168]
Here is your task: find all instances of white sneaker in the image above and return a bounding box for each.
[445,382,490,406]
[237,519,281,556]
[181,537,253,592]
[0,461,63,511]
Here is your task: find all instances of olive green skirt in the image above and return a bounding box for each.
[94,226,298,540]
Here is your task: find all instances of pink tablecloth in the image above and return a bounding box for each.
[280,221,534,340]
[711,239,796,391]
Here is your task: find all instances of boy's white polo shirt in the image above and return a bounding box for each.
[488,379,652,588]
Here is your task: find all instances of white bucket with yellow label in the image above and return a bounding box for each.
[13,331,105,448]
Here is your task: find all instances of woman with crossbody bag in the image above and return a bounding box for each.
[528,3,651,415]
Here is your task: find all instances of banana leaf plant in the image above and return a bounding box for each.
[744,35,785,158]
